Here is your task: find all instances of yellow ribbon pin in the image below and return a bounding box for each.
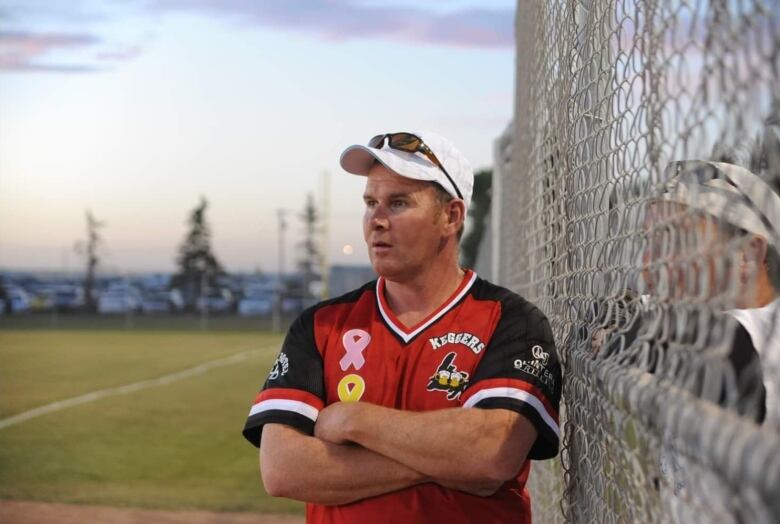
[337,374,366,402]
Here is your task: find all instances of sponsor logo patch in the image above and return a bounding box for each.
[268,352,289,380]
[513,345,555,388]
[531,345,549,365]
[427,352,469,400]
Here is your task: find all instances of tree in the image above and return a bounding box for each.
[461,169,493,269]
[297,193,322,306]
[75,210,104,312]
[170,197,225,309]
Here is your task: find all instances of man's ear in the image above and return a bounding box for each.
[741,234,768,283]
[447,200,466,233]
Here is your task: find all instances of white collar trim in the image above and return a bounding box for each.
[376,271,478,343]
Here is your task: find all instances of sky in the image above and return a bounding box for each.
[0,0,517,275]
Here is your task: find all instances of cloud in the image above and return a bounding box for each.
[0,0,118,25]
[1,62,102,72]
[147,0,514,48]
[95,44,143,62]
[0,30,102,71]
[0,1,512,72]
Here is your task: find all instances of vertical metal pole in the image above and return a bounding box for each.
[273,209,287,333]
[320,171,331,301]
[200,270,208,331]
[513,1,539,296]
[124,273,134,330]
[491,126,511,284]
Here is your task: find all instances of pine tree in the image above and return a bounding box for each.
[75,210,104,312]
[461,169,493,268]
[171,197,225,309]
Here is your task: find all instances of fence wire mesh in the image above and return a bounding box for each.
[501,1,780,522]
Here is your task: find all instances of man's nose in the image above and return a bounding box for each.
[369,206,390,230]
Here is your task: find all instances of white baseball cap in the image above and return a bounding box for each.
[340,130,474,210]
[661,160,780,247]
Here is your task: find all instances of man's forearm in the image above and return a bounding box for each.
[260,423,427,505]
[316,404,536,483]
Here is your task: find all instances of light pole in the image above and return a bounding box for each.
[200,269,209,331]
[272,209,289,333]
[320,171,331,301]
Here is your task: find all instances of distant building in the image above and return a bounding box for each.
[327,265,376,298]
[473,209,493,278]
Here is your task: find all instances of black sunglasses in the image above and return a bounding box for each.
[369,132,463,200]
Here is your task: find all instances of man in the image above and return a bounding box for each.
[648,160,780,426]
[242,131,561,523]
[629,159,780,522]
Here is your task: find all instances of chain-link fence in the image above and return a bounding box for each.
[497,1,780,522]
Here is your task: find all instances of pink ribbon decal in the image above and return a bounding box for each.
[340,329,371,371]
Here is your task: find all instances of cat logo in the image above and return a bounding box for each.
[426,352,469,400]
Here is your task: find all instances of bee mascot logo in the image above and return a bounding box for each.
[427,352,469,400]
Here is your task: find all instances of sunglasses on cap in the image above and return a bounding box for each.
[368,132,463,200]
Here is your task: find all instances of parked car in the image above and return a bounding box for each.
[138,288,183,314]
[51,285,85,312]
[238,288,274,316]
[141,290,174,314]
[169,288,184,311]
[0,284,31,314]
[281,296,304,314]
[195,288,234,314]
[97,284,142,314]
[28,285,57,312]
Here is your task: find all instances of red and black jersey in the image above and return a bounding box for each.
[243,270,561,524]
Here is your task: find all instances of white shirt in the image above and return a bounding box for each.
[728,298,780,429]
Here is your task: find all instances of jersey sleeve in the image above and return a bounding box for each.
[242,307,325,447]
[460,298,562,460]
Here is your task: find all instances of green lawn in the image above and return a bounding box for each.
[0,330,303,514]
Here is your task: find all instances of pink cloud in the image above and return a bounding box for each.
[148,0,514,49]
[0,30,101,71]
[0,1,512,73]
[94,45,143,62]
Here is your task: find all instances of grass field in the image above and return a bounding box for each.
[0,329,304,515]
[0,312,295,332]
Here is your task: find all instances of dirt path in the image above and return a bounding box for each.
[0,500,305,524]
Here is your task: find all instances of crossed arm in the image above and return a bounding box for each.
[259,402,537,505]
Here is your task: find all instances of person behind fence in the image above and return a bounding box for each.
[241,131,562,523]
[643,159,780,427]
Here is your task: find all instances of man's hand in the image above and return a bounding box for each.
[260,423,428,505]
[314,401,363,444]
